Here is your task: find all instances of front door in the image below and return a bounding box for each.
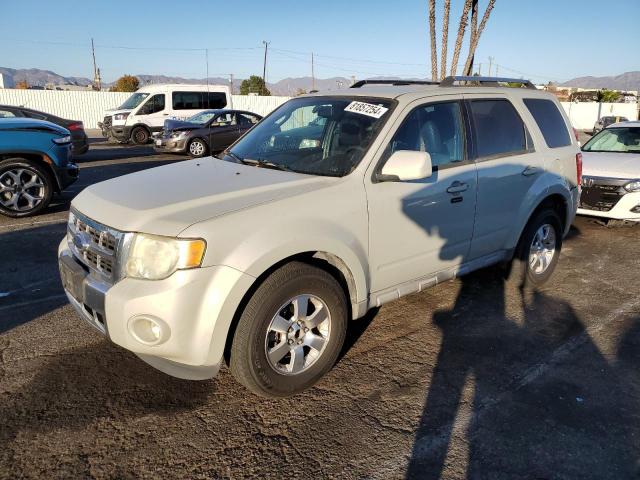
[208,112,239,151]
[366,99,478,292]
[132,93,166,131]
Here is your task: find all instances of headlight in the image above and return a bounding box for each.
[114,112,130,121]
[52,135,71,144]
[625,180,640,192]
[125,233,206,280]
[170,131,189,138]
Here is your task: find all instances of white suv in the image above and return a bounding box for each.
[59,77,580,397]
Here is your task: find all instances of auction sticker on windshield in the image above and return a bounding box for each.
[344,101,389,119]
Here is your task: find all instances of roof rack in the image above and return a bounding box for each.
[350,79,439,88]
[440,76,536,89]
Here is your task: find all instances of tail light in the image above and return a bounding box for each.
[67,122,84,131]
[576,152,583,186]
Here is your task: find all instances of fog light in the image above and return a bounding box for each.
[128,315,170,346]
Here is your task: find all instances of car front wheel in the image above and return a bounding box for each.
[0,158,53,217]
[188,138,208,157]
[230,262,348,398]
[131,126,150,145]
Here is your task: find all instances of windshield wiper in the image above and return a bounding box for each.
[238,158,295,172]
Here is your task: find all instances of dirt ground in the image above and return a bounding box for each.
[1,133,639,479]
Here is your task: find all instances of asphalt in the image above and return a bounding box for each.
[1,132,639,479]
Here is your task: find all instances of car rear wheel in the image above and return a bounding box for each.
[0,158,53,217]
[505,208,563,289]
[230,262,348,398]
[188,138,208,157]
[131,126,150,145]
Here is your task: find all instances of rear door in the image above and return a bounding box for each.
[208,112,238,150]
[464,95,541,259]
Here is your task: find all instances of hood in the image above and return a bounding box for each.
[72,158,337,237]
[163,118,201,132]
[582,151,640,180]
[0,118,68,135]
[103,108,131,116]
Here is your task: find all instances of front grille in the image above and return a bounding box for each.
[103,115,112,129]
[580,176,628,212]
[68,210,123,281]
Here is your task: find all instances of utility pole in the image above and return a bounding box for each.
[477,63,482,76]
[311,52,315,91]
[91,38,101,90]
[229,74,234,94]
[495,64,499,77]
[205,48,209,93]
[488,56,494,77]
[262,41,270,95]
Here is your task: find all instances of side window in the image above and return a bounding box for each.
[237,113,260,126]
[469,99,529,158]
[137,94,165,115]
[212,113,236,126]
[523,98,571,148]
[172,91,227,110]
[385,101,465,169]
[24,111,46,120]
[0,109,17,118]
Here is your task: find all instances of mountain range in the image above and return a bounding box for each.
[2,66,639,94]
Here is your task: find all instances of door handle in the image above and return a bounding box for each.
[522,165,540,176]
[446,181,469,194]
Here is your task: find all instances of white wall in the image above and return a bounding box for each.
[560,101,638,130]
[0,89,291,128]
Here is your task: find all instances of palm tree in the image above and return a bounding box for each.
[439,0,451,80]
[463,0,496,75]
[449,0,472,76]
[428,0,438,81]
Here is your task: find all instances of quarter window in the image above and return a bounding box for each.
[385,101,465,169]
[523,98,571,148]
[172,92,227,110]
[0,109,17,118]
[469,99,529,158]
[137,94,165,115]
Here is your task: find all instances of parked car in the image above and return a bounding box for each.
[98,84,233,145]
[153,109,263,157]
[592,115,629,135]
[59,76,579,397]
[578,121,640,223]
[0,118,78,217]
[0,104,89,155]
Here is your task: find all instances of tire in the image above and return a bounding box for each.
[0,158,54,218]
[230,261,348,398]
[188,138,208,158]
[131,126,150,145]
[505,208,563,289]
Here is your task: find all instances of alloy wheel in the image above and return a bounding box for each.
[0,168,46,212]
[528,224,557,275]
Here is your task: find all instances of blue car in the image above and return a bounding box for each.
[0,118,78,217]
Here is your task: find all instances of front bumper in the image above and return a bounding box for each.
[58,238,255,379]
[577,191,640,221]
[153,136,188,153]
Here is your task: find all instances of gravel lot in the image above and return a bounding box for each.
[1,132,639,479]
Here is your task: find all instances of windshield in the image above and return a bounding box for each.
[582,127,640,154]
[225,96,394,177]
[118,92,150,110]
[188,111,217,125]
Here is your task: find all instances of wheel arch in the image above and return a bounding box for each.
[0,152,60,192]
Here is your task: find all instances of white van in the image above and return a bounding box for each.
[99,84,232,144]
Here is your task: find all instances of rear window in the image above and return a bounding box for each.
[172,91,227,110]
[523,99,571,148]
[469,99,528,158]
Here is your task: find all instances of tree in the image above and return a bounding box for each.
[110,75,139,92]
[598,89,621,103]
[449,0,473,76]
[15,79,29,89]
[240,75,271,96]
[294,88,307,96]
[439,0,451,80]
[428,0,438,81]
[462,0,496,76]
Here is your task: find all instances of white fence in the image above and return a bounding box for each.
[0,89,291,128]
[560,102,637,130]
[0,88,637,131]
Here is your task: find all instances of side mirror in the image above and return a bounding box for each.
[379,150,433,182]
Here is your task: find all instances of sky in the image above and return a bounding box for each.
[1,0,639,84]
